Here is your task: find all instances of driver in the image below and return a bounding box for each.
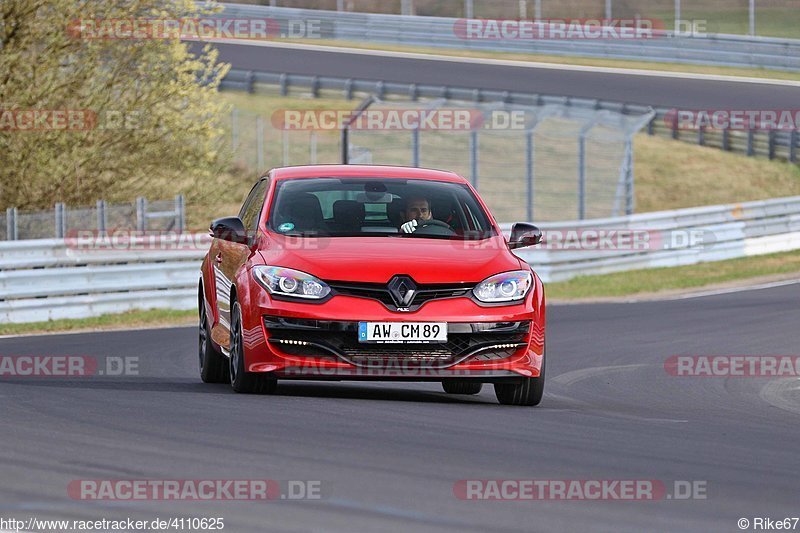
[399,195,433,233]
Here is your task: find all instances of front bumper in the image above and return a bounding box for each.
[240,292,544,380]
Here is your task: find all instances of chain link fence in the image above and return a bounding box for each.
[228,98,653,222]
[226,0,799,38]
[2,196,185,241]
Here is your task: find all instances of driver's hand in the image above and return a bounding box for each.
[400,220,418,234]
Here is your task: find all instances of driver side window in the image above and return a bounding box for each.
[239,179,269,231]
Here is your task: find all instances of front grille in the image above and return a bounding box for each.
[264,317,529,368]
[328,281,473,311]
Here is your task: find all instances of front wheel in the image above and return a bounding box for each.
[494,352,545,406]
[199,300,228,383]
[229,300,277,394]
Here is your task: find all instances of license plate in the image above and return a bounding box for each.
[358,322,447,343]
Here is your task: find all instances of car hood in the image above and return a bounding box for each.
[259,235,524,284]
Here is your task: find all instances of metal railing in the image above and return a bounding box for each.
[1,196,185,241]
[223,0,798,39]
[219,4,800,71]
[2,195,800,323]
[220,68,800,163]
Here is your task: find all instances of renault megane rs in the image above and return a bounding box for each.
[199,165,545,405]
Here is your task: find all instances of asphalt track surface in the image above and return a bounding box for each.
[1,283,799,532]
[200,41,800,109]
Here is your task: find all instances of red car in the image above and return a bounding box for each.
[199,165,546,406]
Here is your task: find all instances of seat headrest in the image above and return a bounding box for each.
[333,200,365,227]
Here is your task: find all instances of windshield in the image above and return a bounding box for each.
[268,177,496,240]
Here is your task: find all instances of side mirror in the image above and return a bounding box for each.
[210,216,248,244]
[508,222,542,250]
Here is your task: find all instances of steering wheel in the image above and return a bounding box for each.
[418,219,452,230]
[411,219,455,237]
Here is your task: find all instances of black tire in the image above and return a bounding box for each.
[229,300,277,394]
[494,351,545,406]
[442,379,483,395]
[199,300,229,383]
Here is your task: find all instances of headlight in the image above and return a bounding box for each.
[252,266,331,300]
[473,270,532,303]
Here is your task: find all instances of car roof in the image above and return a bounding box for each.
[269,165,467,184]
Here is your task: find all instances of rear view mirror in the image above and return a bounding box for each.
[508,222,542,250]
[210,216,248,244]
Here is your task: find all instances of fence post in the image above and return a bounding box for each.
[55,202,65,239]
[344,78,353,100]
[578,133,586,220]
[698,125,705,146]
[231,108,239,152]
[341,127,349,164]
[6,207,17,241]
[311,75,320,98]
[722,128,731,151]
[136,197,147,231]
[671,110,679,140]
[246,70,255,94]
[534,0,541,19]
[279,73,288,96]
[790,130,798,163]
[469,130,479,189]
[256,115,265,170]
[525,130,534,221]
[747,129,754,156]
[337,0,344,10]
[768,130,776,160]
[519,0,527,18]
[749,0,755,36]
[605,0,612,20]
[175,194,185,233]
[310,131,318,164]
[625,139,635,215]
[96,199,106,234]
[411,127,420,167]
[674,0,681,33]
[282,130,289,166]
[465,0,473,18]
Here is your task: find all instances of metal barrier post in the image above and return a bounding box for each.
[790,130,798,163]
[747,129,754,156]
[175,195,185,233]
[55,202,65,239]
[465,0,473,18]
[6,207,17,241]
[96,199,106,234]
[136,197,147,231]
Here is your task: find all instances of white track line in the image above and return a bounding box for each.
[195,38,800,86]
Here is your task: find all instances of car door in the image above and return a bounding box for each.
[212,179,269,349]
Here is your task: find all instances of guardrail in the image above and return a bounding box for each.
[220,4,800,71]
[2,196,800,323]
[220,68,799,163]
[505,195,800,282]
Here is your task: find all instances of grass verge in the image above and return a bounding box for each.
[0,309,195,337]
[546,249,800,300]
